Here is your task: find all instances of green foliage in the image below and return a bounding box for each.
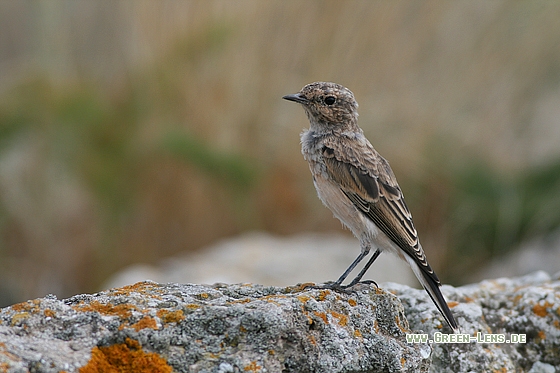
[161,131,257,189]
[448,157,560,276]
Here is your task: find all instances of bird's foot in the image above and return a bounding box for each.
[303,280,378,294]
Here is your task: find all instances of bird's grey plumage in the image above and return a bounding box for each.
[283,82,458,332]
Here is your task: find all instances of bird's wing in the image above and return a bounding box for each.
[320,141,440,285]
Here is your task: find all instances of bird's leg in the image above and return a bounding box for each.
[324,247,370,290]
[342,248,381,288]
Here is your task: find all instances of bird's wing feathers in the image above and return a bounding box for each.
[321,141,440,285]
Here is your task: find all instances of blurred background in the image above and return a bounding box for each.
[1,1,560,307]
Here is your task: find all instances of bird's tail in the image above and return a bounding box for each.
[405,256,459,333]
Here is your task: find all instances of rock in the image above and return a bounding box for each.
[103,232,416,290]
[0,282,428,373]
[0,272,559,372]
[384,271,560,372]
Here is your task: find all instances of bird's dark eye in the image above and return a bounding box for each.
[324,96,336,105]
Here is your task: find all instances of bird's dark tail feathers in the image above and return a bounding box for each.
[406,258,459,333]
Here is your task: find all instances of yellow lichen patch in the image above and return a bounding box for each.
[353,329,363,339]
[198,293,210,299]
[317,290,330,301]
[185,304,201,310]
[308,334,317,345]
[156,309,185,324]
[348,299,357,307]
[267,350,275,355]
[44,309,55,318]
[109,282,162,299]
[79,338,172,373]
[0,342,20,362]
[464,296,474,303]
[329,311,348,327]
[553,320,560,329]
[11,313,29,326]
[447,301,459,308]
[287,283,315,293]
[493,367,507,373]
[131,316,158,332]
[512,294,523,305]
[533,301,553,317]
[226,298,251,305]
[536,330,546,342]
[313,311,328,324]
[400,357,406,367]
[394,315,408,333]
[73,301,137,319]
[243,361,262,372]
[297,295,310,303]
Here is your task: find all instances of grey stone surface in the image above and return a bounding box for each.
[385,271,560,373]
[0,271,559,372]
[0,282,427,373]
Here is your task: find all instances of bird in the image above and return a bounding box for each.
[282,82,458,332]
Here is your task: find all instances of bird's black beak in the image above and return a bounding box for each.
[282,93,308,104]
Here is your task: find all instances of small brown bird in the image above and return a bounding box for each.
[283,82,458,332]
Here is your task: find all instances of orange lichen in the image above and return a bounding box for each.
[533,301,552,317]
[11,313,29,326]
[44,309,55,318]
[131,316,158,331]
[313,311,328,324]
[11,299,41,313]
[108,282,162,299]
[348,299,357,307]
[157,309,185,324]
[554,320,560,329]
[395,315,408,333]
[79,338,172,373]
[308,334,317,345]
[317,290,330,301]
[73,301,137,319]
[297,295,310,303]
[243,361,262,372]
[226,298,251,305]
[400,357,406,367]
[353,329,363,339]
[537,330,546,342]
[447,301,459,308]
[512,295,523,304]
[186,304,201,310]
[329,311,348,327]
[288,283,315,292]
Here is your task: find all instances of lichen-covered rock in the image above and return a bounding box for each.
[0,272,558,373]
[385,271,560,373]
[0,282,428,373]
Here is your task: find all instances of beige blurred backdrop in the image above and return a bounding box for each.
[1,1,560,306]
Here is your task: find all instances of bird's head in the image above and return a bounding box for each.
[283,82,359,130]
